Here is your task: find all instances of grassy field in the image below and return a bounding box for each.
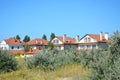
[0,57,88,80]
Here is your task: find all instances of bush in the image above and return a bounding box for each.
[26,49,76,70]
[0,51,18,73]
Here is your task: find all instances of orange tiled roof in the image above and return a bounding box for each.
[5,38,22,45]
[26,48,40,54]
[88,34,108,42]
[27,38,48,45]
[10,50,24,54]
[10,48,40,55]
[56,36,77,44]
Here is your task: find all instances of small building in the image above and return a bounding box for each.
[0,37,23,51]
[51,34,78,50]
[27,38,48,50]
[78,32,109,50]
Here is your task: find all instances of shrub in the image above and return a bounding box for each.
[0,51,18,73]
[26,49,76,70]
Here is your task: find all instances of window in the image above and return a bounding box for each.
[92,45,96,49]
[17,46,19,49]
[11,46,14,49]
[56,40,59,43]
[84,38,91,42]
[88,38,91,42]
[53,40,55,43]
[87,45,91,49]
[80,45,85,49]
[53,40,59,43]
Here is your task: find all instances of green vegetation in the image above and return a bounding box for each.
[0,63,87,80]
[16,34,21,40]
[46,41,54,50]
[50,33,55,41]
[0,51,18,73]
[23,35,30,42]
[42,34,47,40]
[24,44,30,52]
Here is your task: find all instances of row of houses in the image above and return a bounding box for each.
[0,32,109,55]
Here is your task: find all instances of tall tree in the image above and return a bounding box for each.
[50,33,55,41]
[16,35,20,40]
[24,44,30,52]
[23,35,30,42]
[46,41,54,50]
[42,34,47,40]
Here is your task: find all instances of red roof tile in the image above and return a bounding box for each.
[10,48,40,55]
[26,48,40,54]
[5,38,22,45]
[88,34,108,42]
[10,50,24,54]
[27,38,48,45]
[56,36,77,44]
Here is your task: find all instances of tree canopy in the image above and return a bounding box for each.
[16,35,20,40]
[42,34,47,40]
[23,35,30,42]
[50,33,55,41]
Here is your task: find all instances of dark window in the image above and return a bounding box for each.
[87,45,91,49]
[17,46,19,49]
[92,45,96,49]
[11,46,14,49]
[88,38,91,42]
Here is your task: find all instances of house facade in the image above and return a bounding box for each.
[78,32,109,50]
[0,32,109,54]
[27,38,48,50]
[0,38,23,51]
[51,34,78,50]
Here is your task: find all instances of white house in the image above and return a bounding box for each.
[0,37,23,51]
[78,32,109,50]
[51,34,78,50]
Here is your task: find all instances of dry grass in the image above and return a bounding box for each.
[0,57,89,80]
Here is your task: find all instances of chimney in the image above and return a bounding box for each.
[104,32,108,40]
[35,40,38,44]
[100,32,103,41]
[63,34,66,42]
[40,41,43,44]
[76,35,80,42]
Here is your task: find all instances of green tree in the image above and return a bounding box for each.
[50,33,55,41]
[24,44,30,52]
[42,34,47,40]
[109,30,120,61]
[16,35,20,40]
[47,41,54,50]
[23,35,30,42]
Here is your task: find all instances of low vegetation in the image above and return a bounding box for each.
[0,51,17,73]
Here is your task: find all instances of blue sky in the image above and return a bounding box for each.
[0,0,120,41]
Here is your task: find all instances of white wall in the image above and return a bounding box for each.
[9,44,23,50]
[0,40,23,50]
[0,40,10,50]
[79,35,97,43]
[51,38,63,44]
[30,45,46,50]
